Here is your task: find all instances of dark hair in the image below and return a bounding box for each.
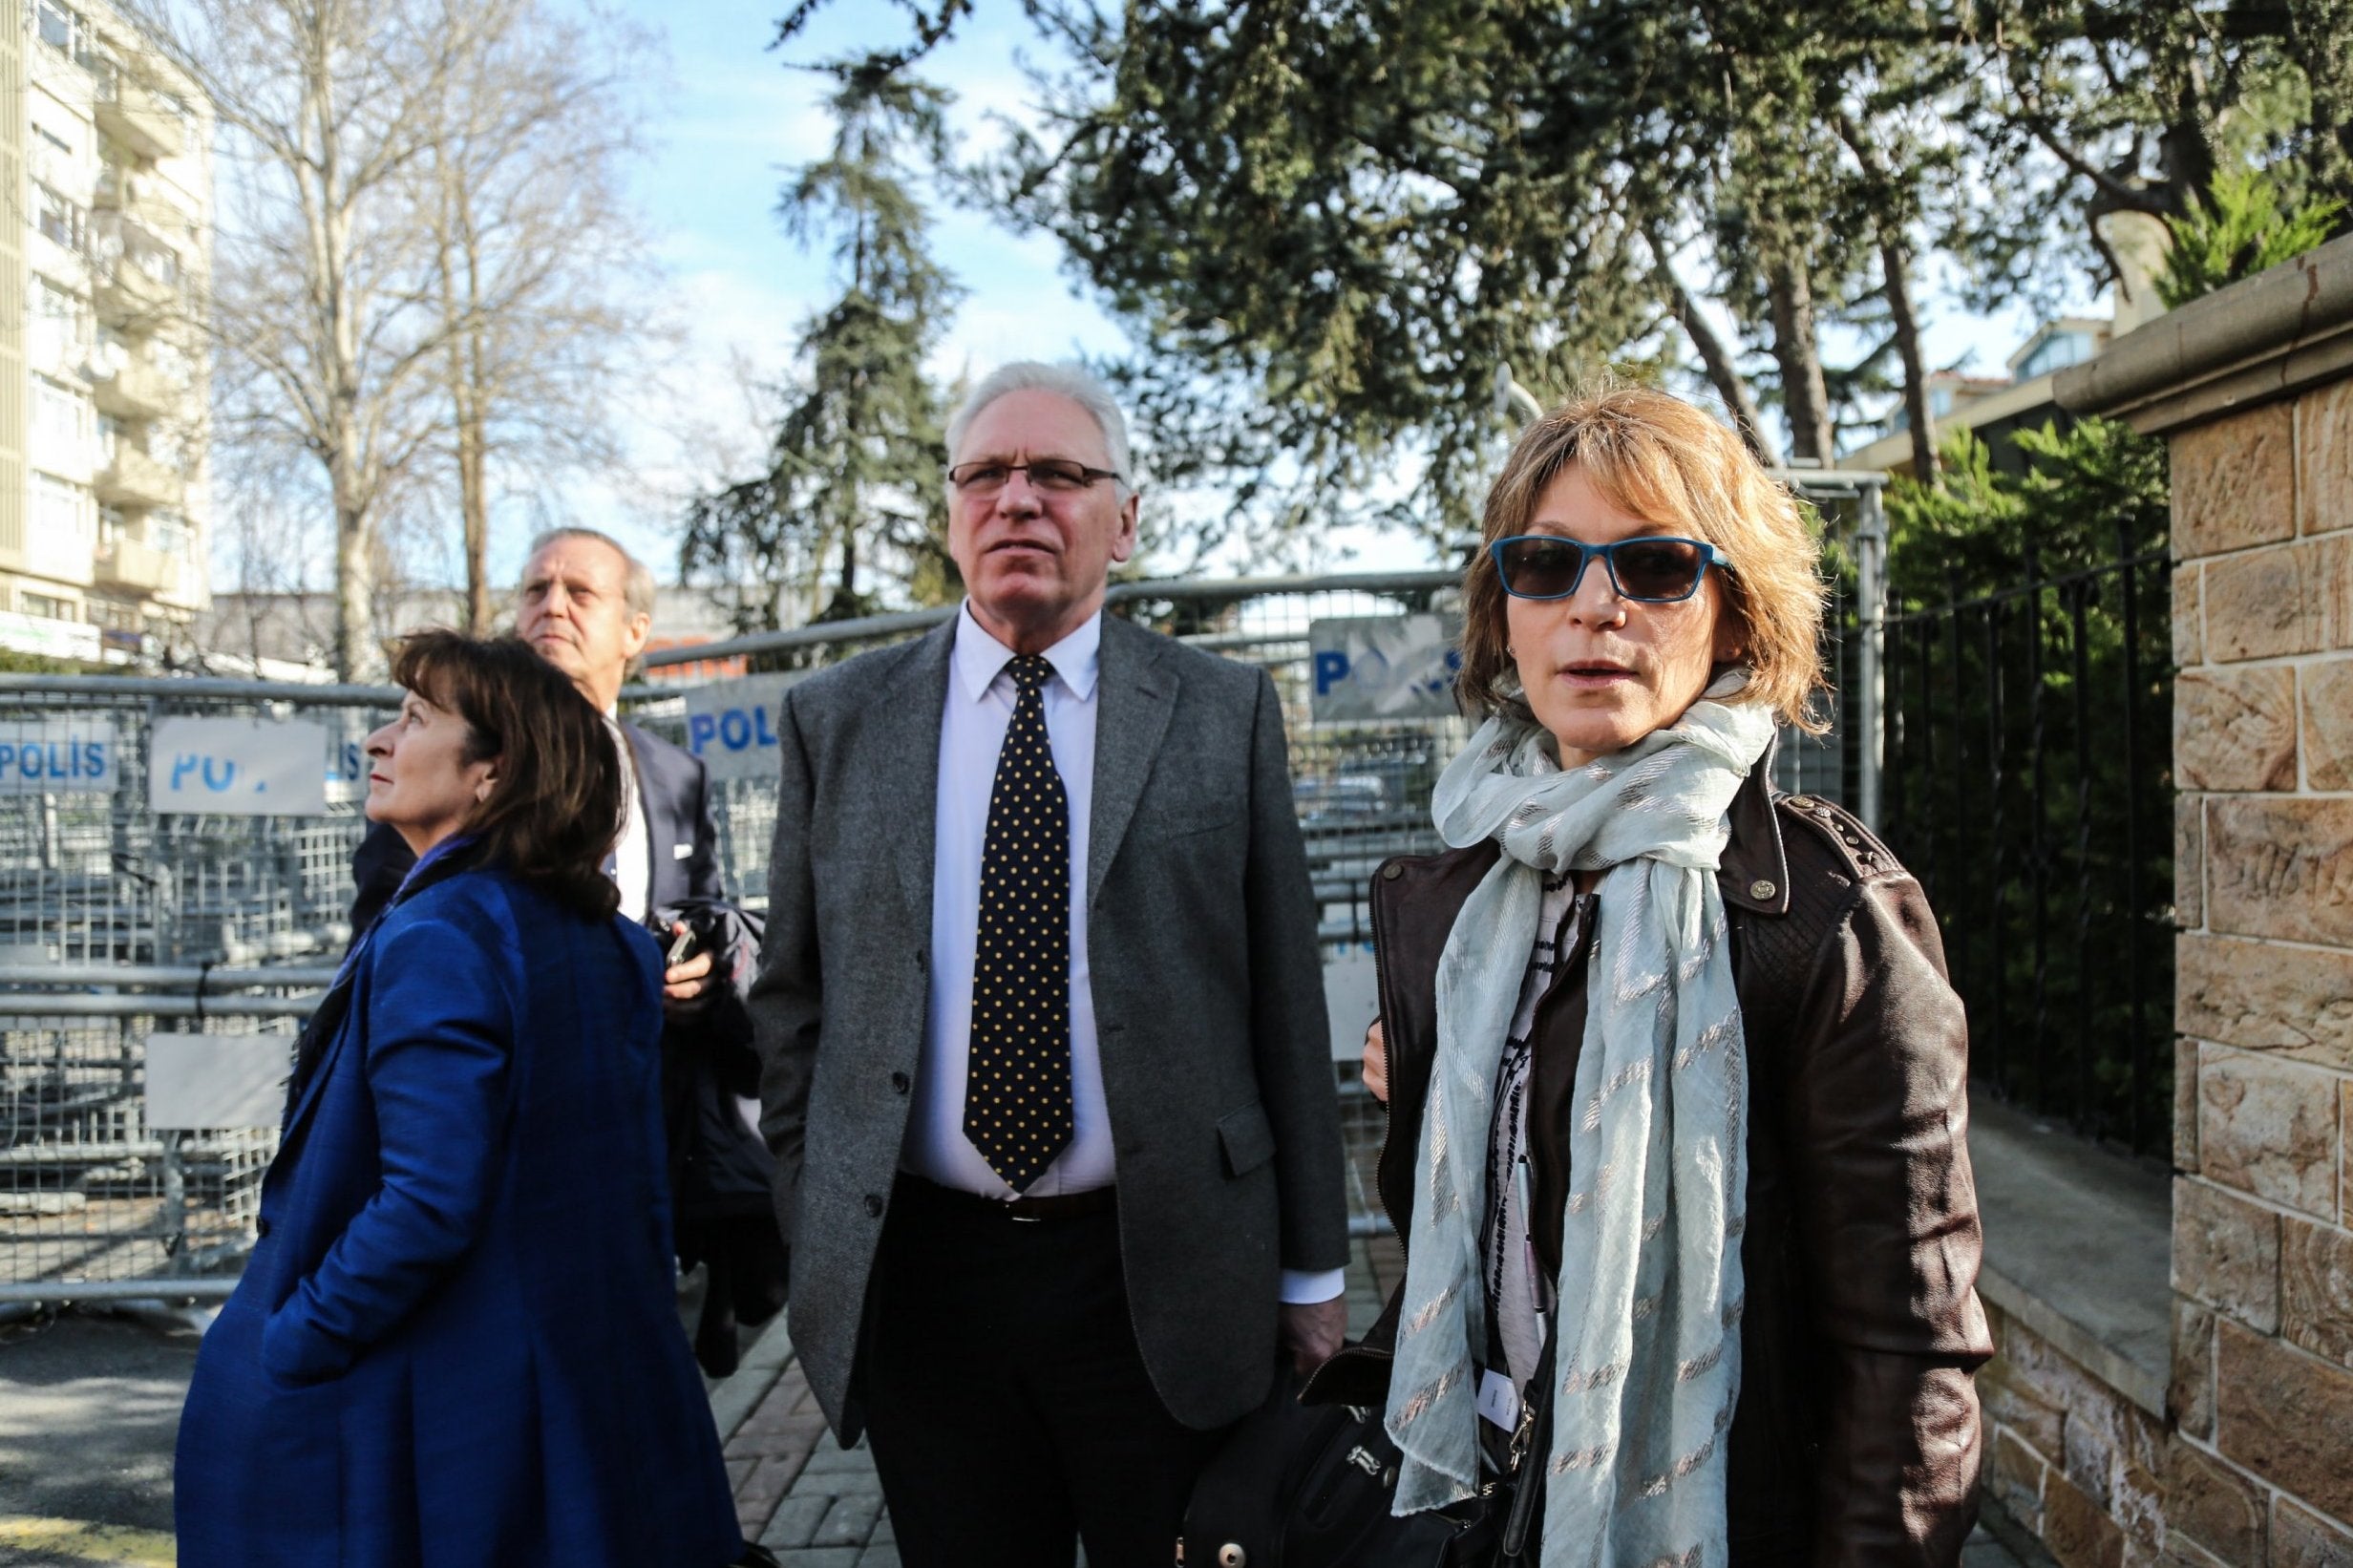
[389,630,624,920]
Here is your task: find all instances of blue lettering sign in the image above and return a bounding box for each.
[148,717,329,816]
[0,721,119,795]
[680,672,807,783]
[1313,650,1350,697]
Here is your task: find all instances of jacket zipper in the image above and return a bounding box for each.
[1367,856,1408,1245]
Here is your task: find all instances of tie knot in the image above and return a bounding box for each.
[1006,654,1053,693]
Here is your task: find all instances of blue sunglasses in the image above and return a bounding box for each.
[1488,534,1733,604]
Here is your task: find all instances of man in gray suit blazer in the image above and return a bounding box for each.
[751,362,1347,1568]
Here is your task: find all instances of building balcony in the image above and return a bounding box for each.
[95,262,173,326]
[95,448,183,511]
[95,79,185,164]
[94,539,180,596]
[90,357,177,421]
[93,167,177,231]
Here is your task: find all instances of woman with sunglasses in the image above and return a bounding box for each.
[1307,386,1991,1563]
[176,632,748,1568]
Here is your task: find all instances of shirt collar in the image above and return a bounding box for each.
[951,601,1102,704]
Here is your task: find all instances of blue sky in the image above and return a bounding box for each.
[507,2,2067,593]
[545,1,1141,586]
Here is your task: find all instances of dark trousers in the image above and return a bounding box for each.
[859,1177,1225,1568]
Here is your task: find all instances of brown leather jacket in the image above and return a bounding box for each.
[1304,758,1994,1566]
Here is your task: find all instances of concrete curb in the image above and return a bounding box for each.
[707,1316,796,1446]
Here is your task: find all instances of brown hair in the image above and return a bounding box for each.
[1458,384,1831,731]
[389,630,625,920]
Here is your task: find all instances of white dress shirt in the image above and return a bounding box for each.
[906,604,1343,1306]
[603,711,650,923]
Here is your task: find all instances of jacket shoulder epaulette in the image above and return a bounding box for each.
[1771,791,1907,884]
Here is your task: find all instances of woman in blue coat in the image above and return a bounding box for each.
[177,630,747,1568]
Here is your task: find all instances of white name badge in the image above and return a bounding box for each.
[1477,1367,1522,1430]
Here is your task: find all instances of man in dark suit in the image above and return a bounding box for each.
[750,363,1348,1568]
[349,527,726,1004]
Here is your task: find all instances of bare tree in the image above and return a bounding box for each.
[413,0,663,633]
[121,0,496,677]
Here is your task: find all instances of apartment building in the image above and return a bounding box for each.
[2,0,211,666]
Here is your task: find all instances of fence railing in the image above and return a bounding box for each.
[0,541,2180,1298]
[1873,546,2175,1158]
[0,574,1479,1296]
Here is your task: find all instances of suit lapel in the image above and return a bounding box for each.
[1088,615,1176,907]
[880,622,955,922]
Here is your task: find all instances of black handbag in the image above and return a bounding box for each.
[1179,1353,1552,1568]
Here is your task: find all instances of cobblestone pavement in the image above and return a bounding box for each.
[712,1237,1405,1566]
[713,1229,2024,1568]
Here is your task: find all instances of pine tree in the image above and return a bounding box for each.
[682,58,965,630]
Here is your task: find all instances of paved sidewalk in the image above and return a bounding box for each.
[710,1232,2024,1567]
[710,1236,1403,1566]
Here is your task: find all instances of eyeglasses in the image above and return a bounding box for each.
[1489,534,1733,604]
[946,458,1123,496]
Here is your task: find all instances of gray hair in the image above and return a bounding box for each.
[944,362,1135,492]
[522,527,656,621]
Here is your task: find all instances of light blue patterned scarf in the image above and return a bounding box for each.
[1385,672,1776,1567]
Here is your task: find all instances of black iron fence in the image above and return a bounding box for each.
[1873,544,2175,1159]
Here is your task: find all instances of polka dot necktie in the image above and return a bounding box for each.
[963,654,1074,1194]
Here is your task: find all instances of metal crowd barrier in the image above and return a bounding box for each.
[0,571,1624,1298]
[0,965,329,1301]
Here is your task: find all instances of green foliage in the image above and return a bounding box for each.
[2155,163,2347,307]
[0,649,81,675]
[681,59,965,631]
[1885,417,2169,606]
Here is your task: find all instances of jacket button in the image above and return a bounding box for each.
[1381,862,1402,880]
[1749,879,1777,901]
[1786,795,1812,811]
[864,1193,884,1218]
[890,1071,910,1094]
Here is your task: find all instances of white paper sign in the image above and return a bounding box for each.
[149,716,329,816]
[682,672,810,783]
[0,718,119,794]
[1307,614,1463,722]
[144,1032,289,1130]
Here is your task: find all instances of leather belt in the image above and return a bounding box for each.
[899,1174,1116,1223]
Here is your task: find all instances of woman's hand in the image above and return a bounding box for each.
[1362,1018,1388,1104]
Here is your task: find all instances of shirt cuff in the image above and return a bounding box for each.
[1279,1267,1346,1305]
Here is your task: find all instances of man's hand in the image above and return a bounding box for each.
[663,920,718,1013]
[1362,1018,1388,1104]
[1279,1295,1348,1378]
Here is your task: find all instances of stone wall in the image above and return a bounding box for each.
[2163,387,2353,1567]
[2051,237,2353,1567]
[1980,1300,2170,1567]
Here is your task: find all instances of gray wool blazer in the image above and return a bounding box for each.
[749,611,1348,1440]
